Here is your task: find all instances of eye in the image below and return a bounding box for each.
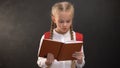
[66,20,70,23]
[59,20,64,23]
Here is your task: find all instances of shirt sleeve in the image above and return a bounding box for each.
[37,35,48,68]
[75,45,85,68]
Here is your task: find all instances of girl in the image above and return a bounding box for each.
[37,1,85,68]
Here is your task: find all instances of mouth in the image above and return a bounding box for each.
[62,28,67,30]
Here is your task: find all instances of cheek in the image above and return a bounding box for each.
[68,23,72,27]
[58,24,62,28]
[56,23,61,28]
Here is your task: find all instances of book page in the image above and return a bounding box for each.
[45,39,83,44]
[64,40,83,44]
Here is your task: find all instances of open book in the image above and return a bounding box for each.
[39,39,83,61]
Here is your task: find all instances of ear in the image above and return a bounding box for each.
[51,15,56,24]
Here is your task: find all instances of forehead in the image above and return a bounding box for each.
[55,12,73,20]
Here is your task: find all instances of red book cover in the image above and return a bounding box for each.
[39,39,83,61]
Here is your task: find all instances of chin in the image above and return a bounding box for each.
[62,30,68,33]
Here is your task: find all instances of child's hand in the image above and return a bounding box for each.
[45,53,54,66]
[72,51,84,64]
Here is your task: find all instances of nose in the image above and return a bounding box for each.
[63,22,67,27]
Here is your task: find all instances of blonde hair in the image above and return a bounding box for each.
[51,1,74,17]
[50,1,74,40]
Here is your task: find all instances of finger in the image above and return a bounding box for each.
[75,51,82,54]
[72,53,84,60]
[49,53,54,59]
[72,53,80,58]
[48,53,54,62]
[47,53,51,61]
[75,52,83,56]
[72,52,81,57]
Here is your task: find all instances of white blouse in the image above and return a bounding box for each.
[37,30,85,68]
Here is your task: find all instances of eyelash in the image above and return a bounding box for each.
[59,20,70,23]
[67,21,70,23]
[59,21,64,23]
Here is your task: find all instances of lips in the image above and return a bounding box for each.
[62,28,67,30]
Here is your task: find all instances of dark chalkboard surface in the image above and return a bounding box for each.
[0,0,119,68]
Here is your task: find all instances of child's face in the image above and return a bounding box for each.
[52,12,73,34]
